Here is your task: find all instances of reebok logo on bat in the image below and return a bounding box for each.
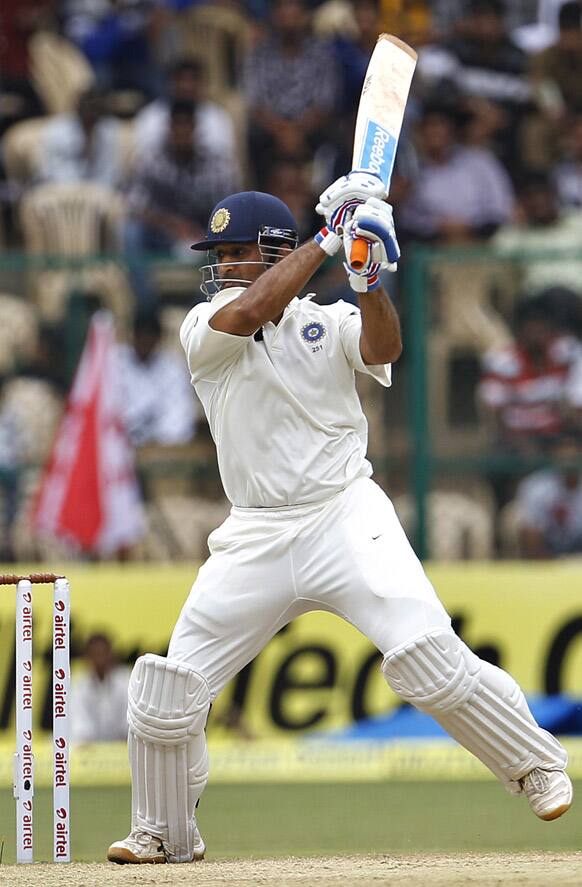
[360,121,397,187]
[369,129,391,174]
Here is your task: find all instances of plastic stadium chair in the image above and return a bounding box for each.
[179,4,250,181]
[141,494,230,562]
[0,294,39,374]
[1,377,62,465]
[180,5,252,100]
[428,259,517,457]
[393,486,495,560]
[20,182,132,330]
[29,31,94,116]
[3,118,51,187]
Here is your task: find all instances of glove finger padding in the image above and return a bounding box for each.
[348,197,400,267]
[342,226,396,275]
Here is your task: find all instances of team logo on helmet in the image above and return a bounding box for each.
[301,322,326,344]
[210,208,231,233]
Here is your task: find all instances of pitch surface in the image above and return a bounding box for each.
[1,854,581,886]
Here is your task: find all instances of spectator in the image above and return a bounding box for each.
[478,297,582,455]
[263,159,319,241]
[396,104,514,244]
[530,2,582,121]
[70,633,130,744]
[492,174,582,297]
[511,0,573,54]
[243,0,339,186]
[134,58,242,192]
[60,0,164,99]
[124,100,223,307]
[417,0,530,175]
[37,87,125,188]
[525,2,582,169]
[320,0,385,180]
[117,311,198,447]
[333,0,381,116]
[552,113,582,209]
[514,430,582,557]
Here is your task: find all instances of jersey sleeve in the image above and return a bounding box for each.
[180,287,252,384]
[336,300,392,387]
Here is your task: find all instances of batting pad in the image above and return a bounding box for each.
[127,654,210,862]
[382,630,567,791]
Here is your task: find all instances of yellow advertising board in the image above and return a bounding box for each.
[0,562,581,738]
[2,737,582,787]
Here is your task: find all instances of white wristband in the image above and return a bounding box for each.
[314,227,342,256]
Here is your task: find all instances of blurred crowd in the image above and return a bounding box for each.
[1,0,582,561]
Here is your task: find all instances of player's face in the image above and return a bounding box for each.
[214,243,265,283]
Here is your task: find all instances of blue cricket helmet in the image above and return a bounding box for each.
[191,191,298,251]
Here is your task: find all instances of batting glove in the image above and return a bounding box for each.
[316,171,386,233]
[344,259,383,293]
[344,197,400,267]
[343,198,399,292]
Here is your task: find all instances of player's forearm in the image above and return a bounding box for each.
[210,241,327,335]
[358,285,402,365]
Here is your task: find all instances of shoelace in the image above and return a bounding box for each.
[523,770,550,794]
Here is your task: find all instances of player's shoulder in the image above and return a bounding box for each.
[180,287,246,346]
[179,300,212,346]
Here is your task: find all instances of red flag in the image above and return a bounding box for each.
[34,312,145,555]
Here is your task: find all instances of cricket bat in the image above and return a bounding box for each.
[350,34,417,270]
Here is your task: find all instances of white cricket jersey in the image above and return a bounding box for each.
[180,288,391,508]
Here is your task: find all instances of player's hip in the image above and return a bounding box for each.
[207,477,391,554]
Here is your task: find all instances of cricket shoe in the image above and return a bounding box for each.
[520,768,573,821]
[107,827,205,864]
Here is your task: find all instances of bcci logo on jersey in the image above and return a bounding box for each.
[301,322,326,345]
[358,120,397,189]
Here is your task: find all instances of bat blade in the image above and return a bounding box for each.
[351,34,417,270]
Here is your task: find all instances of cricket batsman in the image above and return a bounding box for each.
[108,177,572,864]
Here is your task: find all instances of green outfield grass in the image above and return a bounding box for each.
[0,781,580,864]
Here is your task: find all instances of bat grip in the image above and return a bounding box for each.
[350,238,369,271]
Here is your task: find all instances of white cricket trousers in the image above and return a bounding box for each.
[169,477,451,696]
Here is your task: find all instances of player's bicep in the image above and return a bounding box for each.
[209,299,260,337]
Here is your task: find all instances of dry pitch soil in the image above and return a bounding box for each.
[0,853,580,886]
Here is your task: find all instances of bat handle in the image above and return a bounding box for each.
[350,237,369,271]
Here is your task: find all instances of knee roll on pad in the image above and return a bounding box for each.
[382,630,480,713]
[382,630,567,787]
[128,653,211,742]
[128,654,211,862]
